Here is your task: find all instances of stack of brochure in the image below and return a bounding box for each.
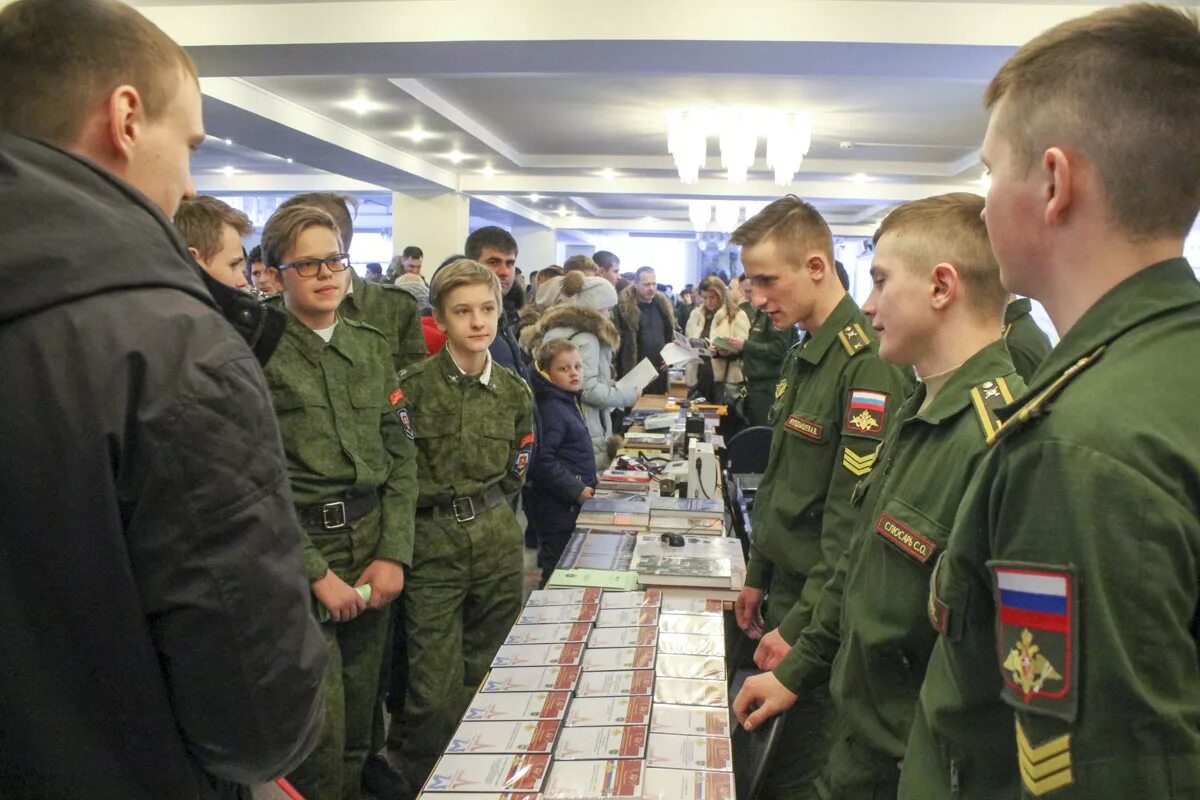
[632,534,746,599]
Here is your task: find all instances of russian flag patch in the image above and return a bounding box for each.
[844,389,889,438]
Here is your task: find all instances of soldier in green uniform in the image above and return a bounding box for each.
[736,303,800,427]
[392,259,535,786]
[900,7,1200,799]
[1003,296,1052,381]
[259,204,417,800]
[734,193,1025,799]
[730,196,914,799]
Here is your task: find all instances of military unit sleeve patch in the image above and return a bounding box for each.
[395,407,415,439]
[843,389,888,440]
[1015,719,1074,796]
[969,377,1015,439]
[519,432,536,449]
[874,512,936,563]
[513,448,531,477]
[837,323,871,356]
[389,387,405,406]
[990,563,1077,722]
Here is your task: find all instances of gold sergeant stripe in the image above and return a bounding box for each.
[842,447,878,476]
[1016,719,1073,796]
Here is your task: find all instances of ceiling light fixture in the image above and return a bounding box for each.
[528,193,542,203]
[343,95,379,116]
[444,150,469,164]
[556,207,570,217]
[669,108,813,186]
[286,157,294,164]
[688,201,753,234]
[850,172,871,184]
[220,166,237,176]
[223,138,233,146]
[598,168,617,180]
[642,216,658,223]
[400,127,435,143]
[480,165,497,177]
[688,201,712,232]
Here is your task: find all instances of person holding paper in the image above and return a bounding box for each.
[522,272,640,467]
[684,275,751,404]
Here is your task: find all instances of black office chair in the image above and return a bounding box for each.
[723,425,772,475]
[729,667,786,800]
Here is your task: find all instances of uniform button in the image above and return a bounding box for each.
[239,309,252,323]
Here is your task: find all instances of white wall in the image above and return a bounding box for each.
[557,234,699,290]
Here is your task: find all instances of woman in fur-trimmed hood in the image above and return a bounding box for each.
[520,272,639,467]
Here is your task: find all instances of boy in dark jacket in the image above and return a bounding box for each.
[523,339,598,583]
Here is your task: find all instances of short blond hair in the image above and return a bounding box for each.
[0,0,198,147]
[731,195,834,269]
[874,193,1006,318]
[984,3,1200,239]
[174,196,252,262]
[535,338,580,373]
[277,192,359,249]
[260,204,342,269]
[430,259,502,314]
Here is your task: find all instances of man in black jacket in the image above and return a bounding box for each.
[0,1,327,798]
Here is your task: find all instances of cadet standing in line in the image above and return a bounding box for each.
[734,193,1025,799]
[392,259,535,786]
[901,6,1200,799]
[733,300,800,428]
[731,197,914,799]
[1002,295,1052,382]
[260,204,417,800]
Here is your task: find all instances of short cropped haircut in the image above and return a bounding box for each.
[402,245,423,260]
[173,196,252,263]
[248,245,263,265]
[430,259,502,314]
[635,266,656,279]
[984,3,1200,239]
[465,226,518,260]
[873,193,1006,318]
[277,192,358,249]
[0,0,198,147]
[593,250,620,270]
[535,338,580,373]
[260,204,342,270]
[731,195,835,268]
[563,255,598,275]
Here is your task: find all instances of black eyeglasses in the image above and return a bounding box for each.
[277,253,351,277]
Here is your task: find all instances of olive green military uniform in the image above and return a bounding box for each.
[393,347,535,784]
[740,304,800,427]
[342,271,428,372]
[771,339,1023,799]
[748,294,914,799]
[265,313,418,800]
[1004,298,1053,382]
[902,259,1200,800]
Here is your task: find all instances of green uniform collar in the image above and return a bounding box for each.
[911,338,1016,425]
[342,271,365,309]
[433,345,497,392]
[1005,297,1032,325]
[798,293,865,365]
[1002,258,1197,413]
[283,310,367,366]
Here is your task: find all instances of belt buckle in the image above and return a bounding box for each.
[322,500,347,529]
[452,496,476,523]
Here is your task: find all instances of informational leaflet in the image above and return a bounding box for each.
[541,760,645,799]
[658,613,724,636]
[588,626,658,649]
[574,670,655,698]
[491,642,585,668]
[641,768,735,800]
[580,646,656,672]
[525,588,604,607]
[503,623,593,645]
[595,607,659,628]
[649,704,731,738]
[614,357,659,395]
[598,590,662,609]
[554,725,648,760]
[644,733,733,771]
[564,695,653,727]
[445,720,561,754]
[422,753,550,793]
[656,632,724,656]
[517,604,600,625]
[652,677,729,708]
[659,597,724,616]
[462,690,571,721]
[654,653,726,681]
[481,666,581,693]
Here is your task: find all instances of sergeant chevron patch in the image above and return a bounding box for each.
[842,446,878,476]
[1016,719,1073,796]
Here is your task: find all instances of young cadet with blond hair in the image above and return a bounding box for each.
[901,6,1200,799]
[734,192,1024,799]
[731,196,913,799]
[173,195,253,290]
[260,203,418,800]
[392,259,535,785]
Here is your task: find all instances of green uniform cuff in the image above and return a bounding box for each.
[745,556,771,589]
[772,644,830,695]
[778,604,809,645]
[303,547,330,583]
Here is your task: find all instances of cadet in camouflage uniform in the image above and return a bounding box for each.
[900,8,1200,799]
[258,205,417,800]
[1003,296,1052,381]
[735,194,1025,799]
[392,259,535,786]
[731,197,914,799]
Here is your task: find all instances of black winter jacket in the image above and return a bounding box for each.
[0,133,327,799]
[522,370,596,535]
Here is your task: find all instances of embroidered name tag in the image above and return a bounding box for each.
[875,512,936,563]
[785,415,823,441]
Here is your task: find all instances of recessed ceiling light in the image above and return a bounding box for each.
[528,193,541,203]
[342,96,379,116]
[286,157,294,164]
[850,172,871,183]
[480,165,497,177]
[220,166,237,176]
[556,207,570,217]
[643,216,658,223]
[399,127,435,143]
[223,138,233,146]
[442,150,471,164]
[598,168,617,180]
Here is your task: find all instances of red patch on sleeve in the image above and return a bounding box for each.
[389,388,404,406]
[519,433,536,448]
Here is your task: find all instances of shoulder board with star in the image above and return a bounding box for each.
[837,323,873,357]
[969,376,1018,440]
[987,345,1106,446]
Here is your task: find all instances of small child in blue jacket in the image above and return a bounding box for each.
[523,339,598,583]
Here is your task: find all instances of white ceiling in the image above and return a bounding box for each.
[119,0,1190,238]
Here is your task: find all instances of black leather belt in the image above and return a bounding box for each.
[417,484,507,523]
[297,493,379,531]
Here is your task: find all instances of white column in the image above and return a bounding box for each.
[390,190,471,280]
[513,223,558,278]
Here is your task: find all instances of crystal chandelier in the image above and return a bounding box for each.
[765,112,813,186]
[668,108,812,185]
[668,110,709,185]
